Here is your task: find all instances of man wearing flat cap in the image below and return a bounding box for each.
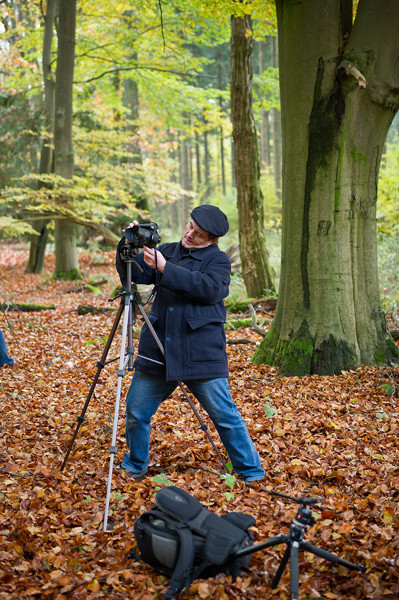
[116,205,265,483]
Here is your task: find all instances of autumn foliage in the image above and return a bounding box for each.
[0,246,398,599]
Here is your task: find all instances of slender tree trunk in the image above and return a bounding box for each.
[194,129,201,192]
[218,63,226,195]
[203,117,211,201]
[54,0,78,279]
[271,36,281,202]
[259,40,271,169]
[26,0,56,274]
[230,13,275,297]
[252,0,399,375]
[122,74,149,213]
[179,134,191,228]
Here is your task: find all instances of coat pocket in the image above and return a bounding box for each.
[186,317,226,363]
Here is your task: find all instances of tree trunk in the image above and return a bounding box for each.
[271,36,281,202]
[203,119,211,201]
[252,0,399,375]
[122,43,149,213]
[259,40,271,169]
[179,133,191,229]
[26,0,56,274]
[230,13,275,297]
[218,63,226,195]
[53,0,78,279]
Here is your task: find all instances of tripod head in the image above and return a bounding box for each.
[291,502,316,539]
[119,244,143,275]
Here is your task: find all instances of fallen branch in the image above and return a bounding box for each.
[77,304,118,315]
[1,302,55,311]
[226,296,277,314]
[65,279,109,293]
[248,303,268,337]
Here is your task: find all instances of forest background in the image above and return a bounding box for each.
[1,1,399,599]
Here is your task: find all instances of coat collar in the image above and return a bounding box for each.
[161,241,220,261]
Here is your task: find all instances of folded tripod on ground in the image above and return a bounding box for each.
[61,257,229,531]
[133,485,366,600]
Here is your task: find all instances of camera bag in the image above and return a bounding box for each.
[131,485,255,598]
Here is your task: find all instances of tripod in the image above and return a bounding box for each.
[61,255,229,531]
[234,495,366,600]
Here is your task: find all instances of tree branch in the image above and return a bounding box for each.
[18,211,120,244]
[337,59,367,88]
[74,64,197,84]
[248,303,267,336]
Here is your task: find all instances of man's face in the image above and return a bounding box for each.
[182,219,217,249]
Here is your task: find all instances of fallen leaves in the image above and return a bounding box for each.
[0,245,398,599]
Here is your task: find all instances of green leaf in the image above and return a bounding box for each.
[376,412,389,419]
[152,473,173,488]
[264,402,278,417]
[220,473,236,490]
[378,383,395,396]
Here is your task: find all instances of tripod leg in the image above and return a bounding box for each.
[271,544,291,589]
[289,541,300,600]
[103,300,132,531]
[61,300,124,471]
[176,382,228,473]
[300,541,366,572]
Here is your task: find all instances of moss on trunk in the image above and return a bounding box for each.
[52,268,81,281]
[251,320,379,376]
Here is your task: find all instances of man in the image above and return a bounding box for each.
[116,204,264,483]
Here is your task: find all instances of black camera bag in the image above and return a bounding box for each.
[131,486,255,598]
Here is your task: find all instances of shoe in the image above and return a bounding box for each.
[117,464,148,479]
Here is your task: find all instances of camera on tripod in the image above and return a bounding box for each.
[121,222,161,261]
[125,222,161,249]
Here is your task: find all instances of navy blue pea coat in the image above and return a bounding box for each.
[116,240,231,381]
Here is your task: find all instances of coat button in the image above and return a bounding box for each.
[168,306,174,312]
[166,337,171,342]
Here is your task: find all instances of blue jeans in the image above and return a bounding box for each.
[121,370,265,482]
[0,331,14,367]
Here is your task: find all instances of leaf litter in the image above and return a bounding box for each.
[0,246,398,599]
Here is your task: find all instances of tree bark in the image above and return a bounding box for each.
[230,13,275,297]
[179,132,192,229]
[271,36,281,202]
[26,0,56,274]
[259,40,271,169]
[121,40,149,213]
[53,0,78,279]
[252,0,399,375]
[203,117,211,200]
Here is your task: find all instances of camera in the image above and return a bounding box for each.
[120,222,161,262]
[125,222,161,249]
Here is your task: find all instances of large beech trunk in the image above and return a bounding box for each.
[252,0,399,375]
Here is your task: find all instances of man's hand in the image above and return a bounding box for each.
[143,247,166,273]
[122,221,139,242]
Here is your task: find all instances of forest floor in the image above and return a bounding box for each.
[0,245,398,600]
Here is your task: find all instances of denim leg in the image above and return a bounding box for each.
[186,378,265,481]
[122,370,177,474]
[0,331,14,366]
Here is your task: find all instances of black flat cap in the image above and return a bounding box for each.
[190,205,229,237]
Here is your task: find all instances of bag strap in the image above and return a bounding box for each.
[154,513,195,599]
